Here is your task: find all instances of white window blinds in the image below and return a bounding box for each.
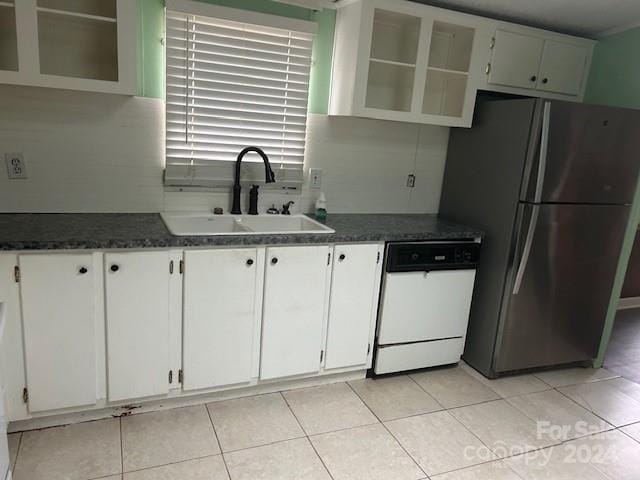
[165,4,315,188]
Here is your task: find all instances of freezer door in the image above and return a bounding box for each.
[523,101,640,205]
[495,203,629,372]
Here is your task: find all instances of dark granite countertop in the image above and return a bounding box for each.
[0,213,482,251]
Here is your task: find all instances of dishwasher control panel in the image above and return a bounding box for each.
[386,241,480,273]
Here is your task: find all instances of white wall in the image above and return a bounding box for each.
[0,85,449,214]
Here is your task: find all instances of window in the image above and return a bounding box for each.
[164,1,316,188]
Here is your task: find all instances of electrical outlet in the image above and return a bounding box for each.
[309,168,322,189]
[5,153,27,179]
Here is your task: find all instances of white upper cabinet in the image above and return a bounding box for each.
[486,28,592,98]
[105,252,171,402]
[536,40,590,96]
[331,0,482,127]
[331,0,594,127]
[19,254,98,412]
[182,249,262,391]
[487,30,544,90]
[0,1,19,74]
[0,0,135,94]
[324,244,383,370]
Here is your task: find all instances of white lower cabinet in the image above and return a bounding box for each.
[182,248,262,391]
[324,244,383,370]
[105,252,171,402]
[260,245,330,380]
[8,242,389,421]
[19,254,97,412]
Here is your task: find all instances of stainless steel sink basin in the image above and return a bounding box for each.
[161,212,335,236]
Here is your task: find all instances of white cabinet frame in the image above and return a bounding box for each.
[0,0,136,95]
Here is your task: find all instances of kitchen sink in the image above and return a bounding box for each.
[161,212,335,236]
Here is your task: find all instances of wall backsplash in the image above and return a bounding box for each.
[0,85,449,214]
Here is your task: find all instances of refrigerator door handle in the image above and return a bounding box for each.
[513,205,540,295]
[533,102,552,203]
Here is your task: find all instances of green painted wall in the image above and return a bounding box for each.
[583,28,640,367]
[584,28,640,109]
[135,0,336,114]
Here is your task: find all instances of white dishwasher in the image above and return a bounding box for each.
[374,241,480,375]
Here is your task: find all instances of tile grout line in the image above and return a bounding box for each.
[345,381,429,479]
[11,432,23,475]
[406,373,447,410]
[203,403,233,480]
[552,384,624,428]
[503,389,615,440]
[279,391,336,480]
[116,453,224,477]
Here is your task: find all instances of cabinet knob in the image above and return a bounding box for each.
[271,257,278,265]
[339,254,346,261]
[530,75,537,82]
[542,78,549,84]
[246,259,254,266]
[78,267,88,274]
[110,264,120,272]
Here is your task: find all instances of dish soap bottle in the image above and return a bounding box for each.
[315,192,327,221]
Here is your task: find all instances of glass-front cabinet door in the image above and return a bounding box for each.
[0,0,135,95]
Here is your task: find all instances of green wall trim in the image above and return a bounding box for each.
[136,0,335,113]
[584,27,640,366]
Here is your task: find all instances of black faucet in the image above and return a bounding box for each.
[281,201,295,215]
[231,147,276,215]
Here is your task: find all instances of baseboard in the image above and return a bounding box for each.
[8,369,366,433]
[618,296,640,310]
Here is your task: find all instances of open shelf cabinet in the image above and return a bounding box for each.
[330,0,483,127]
[0,0,135,94]
[0,1,19,72]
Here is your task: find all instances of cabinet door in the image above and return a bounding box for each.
[536,40,588,96]
[182,249,260,391]
[488,29,544,90]
[260,245,329,380]
[325,244,382,370]
[19,254,96,412]
[105,252,170,402]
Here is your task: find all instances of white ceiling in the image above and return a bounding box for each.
[412,0,640,37]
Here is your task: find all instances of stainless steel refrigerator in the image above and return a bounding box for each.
[440,98,640,377]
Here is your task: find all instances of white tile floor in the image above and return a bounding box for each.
[8,364,640,480]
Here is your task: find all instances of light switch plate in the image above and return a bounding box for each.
[5,153,27,179]
[309,168,322,189]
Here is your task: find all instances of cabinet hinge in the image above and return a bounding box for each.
[179,260,184,274]
[169,260,174,274]
[367,343,371,355]
[14,266,20,283]
[327,253,331,265]
[320,350,324,362]
[22,387,28,404]
[485,62,492,75]
[169,370,173,384]
[178,369,183,383]
[376,252,381,264]
[490,36,495,49]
